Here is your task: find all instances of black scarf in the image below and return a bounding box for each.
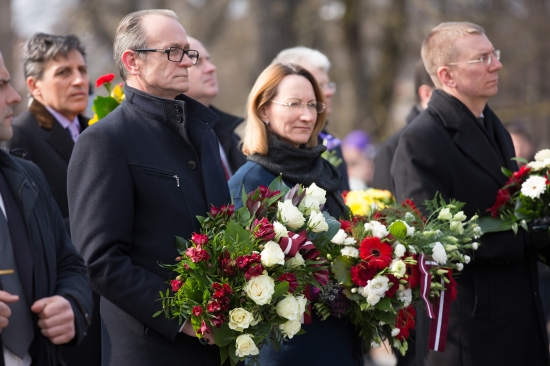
[248,133,349,219]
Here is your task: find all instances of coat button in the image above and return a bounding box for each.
[188,161,197,169]
[176,115,182,122]
[175,104,181,112]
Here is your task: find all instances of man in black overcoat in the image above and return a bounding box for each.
[67,9,231,366]
[0,50,92,366]
[4,33,101,365]
[391,22,550,366]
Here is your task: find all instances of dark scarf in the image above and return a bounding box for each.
[248,133,349,219]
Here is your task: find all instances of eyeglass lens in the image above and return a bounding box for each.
[167,48,199,64]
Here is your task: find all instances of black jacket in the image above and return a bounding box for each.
[392,90,549,366]
[0,150,92,366]
[210,105,246,173]
[68,85,231,366]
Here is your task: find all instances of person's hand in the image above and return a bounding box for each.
[181,320,215,345]
[0,290,18,332]
[31,295,75,344]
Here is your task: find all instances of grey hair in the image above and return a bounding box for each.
[22,33,86,80]
[272,46,331,72]
[113,9,178,80]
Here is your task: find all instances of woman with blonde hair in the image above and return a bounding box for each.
[228,63,360,365]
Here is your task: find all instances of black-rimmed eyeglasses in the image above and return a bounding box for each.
[132,47,199,65]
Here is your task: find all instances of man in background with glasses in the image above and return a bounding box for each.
[67,9,231,366]
[392,22,549,366]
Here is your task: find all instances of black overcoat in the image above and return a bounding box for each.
[391,90,549,366]
[67,85,231,366]
[0,151,92,366]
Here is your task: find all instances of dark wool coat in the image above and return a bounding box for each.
[5,100,101,366]
[391,90,549,366]
[67,85,231,366]
[0,151,92,366]
[210,105,247,173]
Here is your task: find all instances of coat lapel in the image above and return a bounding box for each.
[47,120,74,162]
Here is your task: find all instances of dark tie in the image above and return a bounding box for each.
[0,209,34,359]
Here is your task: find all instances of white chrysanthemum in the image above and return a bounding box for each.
[431,242,447,265]
[341,246,359,258]
[404,212,415,222]
[364,221,388,239]
[521,176,547,199]
[528,161,547,171]
[331,229,347,245]
[535,149,550,162]
[394,243,406,258]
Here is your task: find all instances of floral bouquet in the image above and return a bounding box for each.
[314,195,481,355]
[155,177,339,366]
[482,149,550,235]
[89,73,125,125]
[343,189,395,216]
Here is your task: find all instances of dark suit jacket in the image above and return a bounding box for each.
[68,85,231,366]
[371,105,421,192]
[210,105,246,173]
[0,150,92,366]
[391,90,549,366]
[6,100,101,366]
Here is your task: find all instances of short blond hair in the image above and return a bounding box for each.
[421,22,485,88]
[241,63,326,156]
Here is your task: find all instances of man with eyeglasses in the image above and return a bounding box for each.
[67,9,231,366]
[391,22,550,366]
[184,37,246,178]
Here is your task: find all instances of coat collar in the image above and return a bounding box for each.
[428,90,516,186]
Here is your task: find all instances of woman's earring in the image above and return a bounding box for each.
[264,120,270,126]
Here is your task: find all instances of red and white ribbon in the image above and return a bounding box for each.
[428,276,451,352]
[279,230,315,258]
[419,253,436,319]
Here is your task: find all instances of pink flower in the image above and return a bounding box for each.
[199,320,210,335]
[192,306,203,317]
[185,247,210,262]
[191,233,209,246]
[170,279,184,292]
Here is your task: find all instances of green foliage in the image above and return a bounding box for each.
[91,95,120,119]
[389,220,407,240]
[332,256,354,286]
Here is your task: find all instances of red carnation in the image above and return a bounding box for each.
[395,305,416,340]
[350,262,378,287]
[339,219,352,234]
[385,274,400,298]
[192,233,209,246]
[186,246,210,262]
[513,165,531,182]
[192,306,203,317]
[245,263,265,281]
[359,237,393,270]
[96,73,115,88]
[486,188,511,218]
[252,218,275,241]
[278,272,299,293]
[170,279,184,292]
[405,259,421,289]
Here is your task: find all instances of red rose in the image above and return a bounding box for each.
[278,272,299,293]
[192,233,209,246]
[245,263,265,281]
[350,262,377,287]
[170,279,184,292]
[359,236,393,270]
[192,306,203,317]
[211,313,225,328]
[395,305,416,340]
[385,274,400,298]
[252,218,276,241]
[96,73,115,88]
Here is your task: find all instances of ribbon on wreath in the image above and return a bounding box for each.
[279,231,319,324]
[418,254,452,352]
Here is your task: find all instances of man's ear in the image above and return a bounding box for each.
[26,76,40,99]
[121,50,141,76]
[437,66,456,88]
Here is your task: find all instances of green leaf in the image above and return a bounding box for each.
[228,341,239,366]
[342,288,363,301]
[376,310,396,325]
[332,256,354,287]
[183,278,203,303]
[268,175,291,196]
[219,345,229,365]
[374,296,392,312]
[175,236,191,254]
[273,281,290,300]
[512,157,529,165]
[225,220,252,252]
[477,216,514,234]
[92,95,120,119]
[501,167,513,178]
[213,323,236,347]
[388,221,407,240]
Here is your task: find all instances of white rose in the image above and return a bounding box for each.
[277,200,305,229]
[456,263,464,271]
[299,183,327,215]
[307,211,329,232]
[244,272,275,305]
[331,229,347,245]
[279,319,302,339]
[285,252,305,268]
[341,246,359,258]
[464,255,471,264]
[396,287,412,307]
[394,243,406,258]
[300,195,322,216]
[364,221,389,238]
[260,241,285,267]
[228,308,254,332]
[390,259,406,278]
[306,183,327,204]
[235,334,259,357]
[438,208,452,221]
[273,221,289,241]
[295,294,307,315]
[276,295,301,321]
[431,242,447,265]
[535,149,550,162]
[449,221,464,235]
[453,211,467,221]
[521,176,547,199]
[391,328,401,337]
[366,276,390,297]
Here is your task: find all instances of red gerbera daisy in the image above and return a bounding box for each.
[359,236,393,270]
[395,305,416,340]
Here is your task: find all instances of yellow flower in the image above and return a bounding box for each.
[344,189,395,216]
[88,114,99,125]
[111,84,125,103]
